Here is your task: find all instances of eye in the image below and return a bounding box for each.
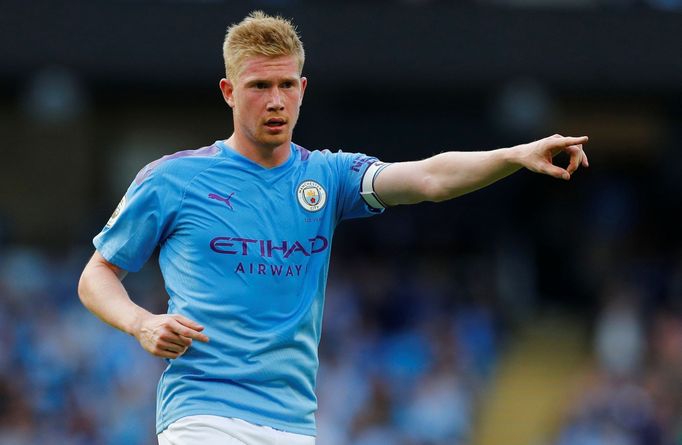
[281,81,294,89]
[255,82,268,89]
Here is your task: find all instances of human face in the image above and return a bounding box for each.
[220,55,307,155]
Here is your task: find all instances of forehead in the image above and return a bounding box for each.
[238,55,301,82]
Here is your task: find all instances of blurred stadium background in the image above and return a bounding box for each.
[1,1,682,444]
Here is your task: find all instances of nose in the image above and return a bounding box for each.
[267,88,284,112]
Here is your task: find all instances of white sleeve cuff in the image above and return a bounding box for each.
[360,161,390,210]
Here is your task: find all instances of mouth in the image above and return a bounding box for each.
[264,118,287,130]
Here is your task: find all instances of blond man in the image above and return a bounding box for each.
[78,11,588,445]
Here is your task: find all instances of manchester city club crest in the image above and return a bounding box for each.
[297,180,327,212]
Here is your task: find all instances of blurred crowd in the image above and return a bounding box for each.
[555,283,682,445]
[0,246,161,445]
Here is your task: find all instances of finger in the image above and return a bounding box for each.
[173,315,205,332]
[160,332,192,347]
[581,150,590,168]
[158,340,187,354]
[171,319,210,343]
[542,164,571,180]
[151,347,181,359]
[557,136,589,147]
[565,145,582,175]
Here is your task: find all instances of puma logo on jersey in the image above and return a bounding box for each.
[208,192,235,210]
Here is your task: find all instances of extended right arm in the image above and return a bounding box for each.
[78,251,209,359]
[373,135,588,206]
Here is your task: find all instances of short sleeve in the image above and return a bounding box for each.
[93,167,178,272]
[332,151,387,222]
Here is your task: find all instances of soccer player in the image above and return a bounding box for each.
[78,11,588,445]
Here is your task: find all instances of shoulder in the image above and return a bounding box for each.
[294,144,376,171]
[133,143,223,186]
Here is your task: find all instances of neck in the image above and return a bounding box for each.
[225,134,290,169]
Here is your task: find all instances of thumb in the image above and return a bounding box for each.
[543,165,570,180]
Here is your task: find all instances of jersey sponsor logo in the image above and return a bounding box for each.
[210,235,329,277]
[208,192,235,210]
[297,180,326,212]
[210,235,328,258]
[105,196,126,228]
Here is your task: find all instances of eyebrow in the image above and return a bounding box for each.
[244,76,300,86]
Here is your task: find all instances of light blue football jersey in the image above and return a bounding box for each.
[93,140,384,435]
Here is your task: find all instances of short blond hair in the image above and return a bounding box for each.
[223,11,305,82]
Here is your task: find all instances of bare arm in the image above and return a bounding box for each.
[374,134,589,205]
[78,251,209,359]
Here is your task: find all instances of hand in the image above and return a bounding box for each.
[135,313,210,359]
[518,134,589,180]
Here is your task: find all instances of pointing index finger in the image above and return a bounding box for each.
[559,136,589,146]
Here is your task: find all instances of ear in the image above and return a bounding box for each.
[299,76,308,106]
[219,78,235,108]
